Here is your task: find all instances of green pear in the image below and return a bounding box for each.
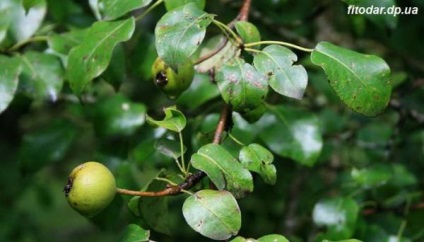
[64,161,116,218]
[152,57,194,99]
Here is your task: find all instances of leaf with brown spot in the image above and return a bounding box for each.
[311,41,391,116]
[216,57,268,112]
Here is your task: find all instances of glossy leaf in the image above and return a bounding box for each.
[93,94,146,137]
[235,21,261,46]
[146,106,186,132]
[18,52,64,101]
[216,57,268,112]
[5,0,46,42]
[121,224,150,242]
[258,234,290,242]
[313,197,359,238]
[322,239,362,242]
[0,5,10,44]
[102,44,126,90]
[230,237,247,242]
[100,0,152,20]
[239,143,276,185]
[183,189,241,240]
[254,45,307,99]
[389,164,417,188]
[240,103,267,123]
[311,41,391,116]
[22,0,43,13]
[18,119,77,174]
[177,73,220,109]
[164,0,205,11]
[47,28,87,65]
[155,2,213,69]
[67,17,135,94]
[191,143,253,198]
[154,138,186,160]
[351,164,392,189]
[0,55,21,114]
[258,105,323,166]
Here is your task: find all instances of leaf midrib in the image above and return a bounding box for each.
[316,49,368,88]
[84,19,132,67]
[195,193,236,235]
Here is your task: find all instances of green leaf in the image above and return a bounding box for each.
[233,236,290,242]
[351,164,392,189]
[155,2,213,69]
[66,17,135,94]
[313,197,359,238]
[0,55,21,114]
[121,224,150,242]
[0,3,12,44]
[357,122,393,145]
[5,0,46,42]
[154,138,186,160]
[216,57,268,112]
[258,234,290,242]
[146,106,186,132]
[230,236,247,242]
[191,143,253,198]
[177,73,220,109]
[92,94,146,137]
[389,164,417,188]
[183,189,241,240]
[164,0,205,11]
[240,103,267,123]
[22,0,43,13]
[258,105,323,166]
[322,239,363,242]
[310,41,391,116]
[235,21,260,46]
[100,0,152,20]
[102,43,126,90]
[47,28,87,65]
[127,170,172,235]
[254,45,308,99]
[18,119,77,174]
[239,144,276,185]
[18,52,64,101]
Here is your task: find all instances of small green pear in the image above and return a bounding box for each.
[152,57,194,99]
[64,161,116,218]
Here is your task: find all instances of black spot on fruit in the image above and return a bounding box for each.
[155,72,168,86]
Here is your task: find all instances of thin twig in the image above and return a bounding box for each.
[194,38,229,65]
[117,104,232,197]
[213,104,231,144]
[238,0,251,21]
[194,0,252,65]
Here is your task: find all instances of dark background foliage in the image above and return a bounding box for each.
[0,0,423,241]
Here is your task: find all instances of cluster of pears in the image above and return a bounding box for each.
[65,59,195,217]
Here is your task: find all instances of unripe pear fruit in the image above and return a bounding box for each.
[64,161,116,218]
[152,57,194,99]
